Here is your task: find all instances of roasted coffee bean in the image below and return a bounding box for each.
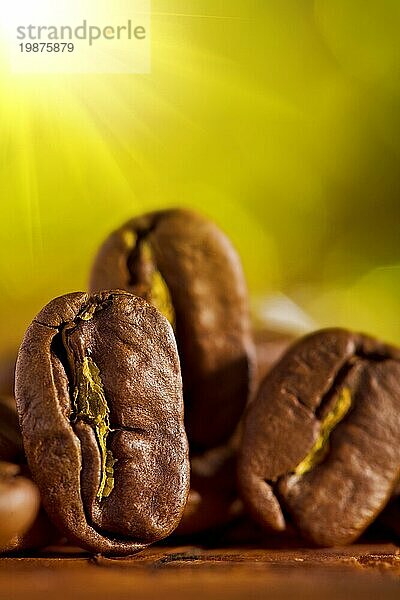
[0,461,40,552]
[238,328,400,546]
[15,291,190,555]
[90,209,254,451]
[0,396,24,463]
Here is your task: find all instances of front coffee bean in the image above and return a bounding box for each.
[15,291,190,554]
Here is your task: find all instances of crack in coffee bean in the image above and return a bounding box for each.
[125,230,175,326]
[294,387,352,477]
[59,297,116,502]
[72,356,115,500]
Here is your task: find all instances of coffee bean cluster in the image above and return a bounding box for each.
[1,209,399,555]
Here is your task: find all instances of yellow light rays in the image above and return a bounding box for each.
[0,82,42,288]
[66,81,185,218]
[1,0,400,356]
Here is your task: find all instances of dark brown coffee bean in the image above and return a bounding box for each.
[15,291,190,555]
[238,328,400,546]
[0,396,24,463]
[90,209,254,452]
[0,461,40,552]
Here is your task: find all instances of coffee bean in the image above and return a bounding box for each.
[238,328,400,546]
[90,209,254,451]
[15,291,190,555]
[0,461,40,552]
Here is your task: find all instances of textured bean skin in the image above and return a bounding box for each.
[15,291,189,555]
[238,328,400,546]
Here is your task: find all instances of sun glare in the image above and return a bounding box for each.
[0,1,100,45]
[1,1,59,36]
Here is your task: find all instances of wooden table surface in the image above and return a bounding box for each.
[1,542,400,599]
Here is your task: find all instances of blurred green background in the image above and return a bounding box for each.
[1,0,400,361]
